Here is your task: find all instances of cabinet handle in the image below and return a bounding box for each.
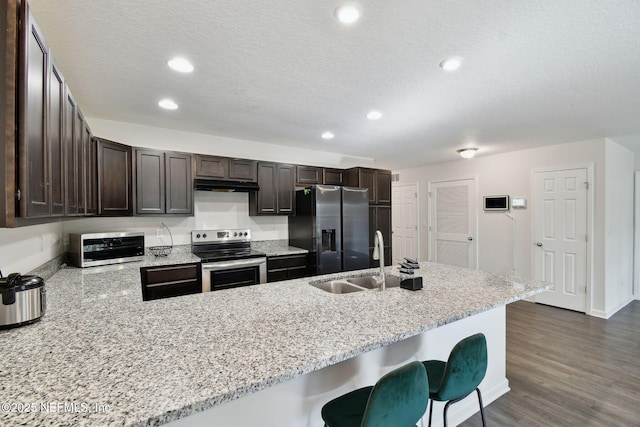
[535,242,543,247]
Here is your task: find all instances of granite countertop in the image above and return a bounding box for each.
[0,260,550,427]
[251,240,308,257]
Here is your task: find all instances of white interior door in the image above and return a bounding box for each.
[429,178,477,269]
[533,167,588,312]
[392,183,418,264]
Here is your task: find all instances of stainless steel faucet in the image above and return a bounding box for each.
[372,230,386,291]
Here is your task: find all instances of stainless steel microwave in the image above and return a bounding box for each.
[69,232,145,267]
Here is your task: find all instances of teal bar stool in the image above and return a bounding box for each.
[422,333,488,427]
[321,361,429,427]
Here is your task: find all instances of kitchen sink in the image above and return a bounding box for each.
[310,280,365,294]
[310,275,401,293]
[346,275,381,289]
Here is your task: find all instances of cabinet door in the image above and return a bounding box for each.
[136,149,165,214]
[63,90,78,215]
[20,4,49,217]
[97,139,132,216]
[377,206,392,265]
[277,164,295,214]
[229,158,257,181]
[83,122,96,215]
[165,152,193,215]
[368,206,392,267]
[48,59,65,216]
[75,109,86,214]
[296,166,320,186]
[322,168,344,185]
[252,162,277,214]
[375,170,391,205]
[360,169,376,204]
[196,155,228,178]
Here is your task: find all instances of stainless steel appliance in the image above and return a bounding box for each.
[191,229,266,292]
[70,232,145,267]
[288,185,369,275]
[0,273,46,329]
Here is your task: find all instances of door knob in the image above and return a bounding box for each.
[467,237,473,241]
[535,242,543,247]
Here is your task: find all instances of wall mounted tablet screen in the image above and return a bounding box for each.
[484,195,510,211]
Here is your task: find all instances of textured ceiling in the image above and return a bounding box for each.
[27,0,640,169]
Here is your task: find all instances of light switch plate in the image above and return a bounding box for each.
[512,198,527,208]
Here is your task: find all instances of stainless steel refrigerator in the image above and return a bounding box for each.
[289,185,369,275]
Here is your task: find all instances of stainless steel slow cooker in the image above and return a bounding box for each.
[0,273,46,329]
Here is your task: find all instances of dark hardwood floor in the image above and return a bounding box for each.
[459,300,640,427]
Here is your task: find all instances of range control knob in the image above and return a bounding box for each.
[244,232,248,236]
[234,232,238,237]
[202,234,207,239]
[196,234,201,239]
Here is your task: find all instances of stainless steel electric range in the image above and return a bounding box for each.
[191,229,267,292]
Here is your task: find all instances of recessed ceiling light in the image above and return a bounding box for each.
[457,147,478,159]
[366,111,383,120]
[158,99,178,110]
[167,57,194,73]
[334,5,360,24]
[440,57,462,72]
[321,131,335,140]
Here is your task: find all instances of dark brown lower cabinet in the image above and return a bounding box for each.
[267,254,307,282]
[140,262,202,301]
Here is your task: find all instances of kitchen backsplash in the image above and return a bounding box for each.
[62,191,288,248]
[1,191,289,274]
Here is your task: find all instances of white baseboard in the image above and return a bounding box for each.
[591,295,635,319]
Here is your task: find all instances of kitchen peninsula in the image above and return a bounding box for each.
[0,254,550,427]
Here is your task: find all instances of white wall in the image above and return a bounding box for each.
[62,191,288,248]
[603,139,635,314]
[87,118,374,169]
[394,138,636,317]
[0,222,64,274]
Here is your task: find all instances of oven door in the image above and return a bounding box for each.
[201,257,267,292]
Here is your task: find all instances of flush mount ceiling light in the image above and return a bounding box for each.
[321,131,335,140]
[366,111,383,120]
[440,57,462,72]
[158,99,178,110]
[457,147,478,159]
[334,4,361,24]
[167,57,194,73]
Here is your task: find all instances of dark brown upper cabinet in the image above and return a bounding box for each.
[96,138,132,216]
[296,165,320,186]
[375,170,391,205]
[196,154,257,182]
[84,121,96,215]
[0,0,18,227]
[48,58,65,216]
[228,158,257,181]
[196,155,227,178]
[322,168,344,186]
[296,166,344,187]
[250,162,294,215]
[63,89,78,216]
[135,149,193,215]
[18,3,49,218]
[345,167,391,206]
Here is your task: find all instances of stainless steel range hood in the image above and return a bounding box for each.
[194,178,260,192]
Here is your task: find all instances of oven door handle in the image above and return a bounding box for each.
[201,257,267,270]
